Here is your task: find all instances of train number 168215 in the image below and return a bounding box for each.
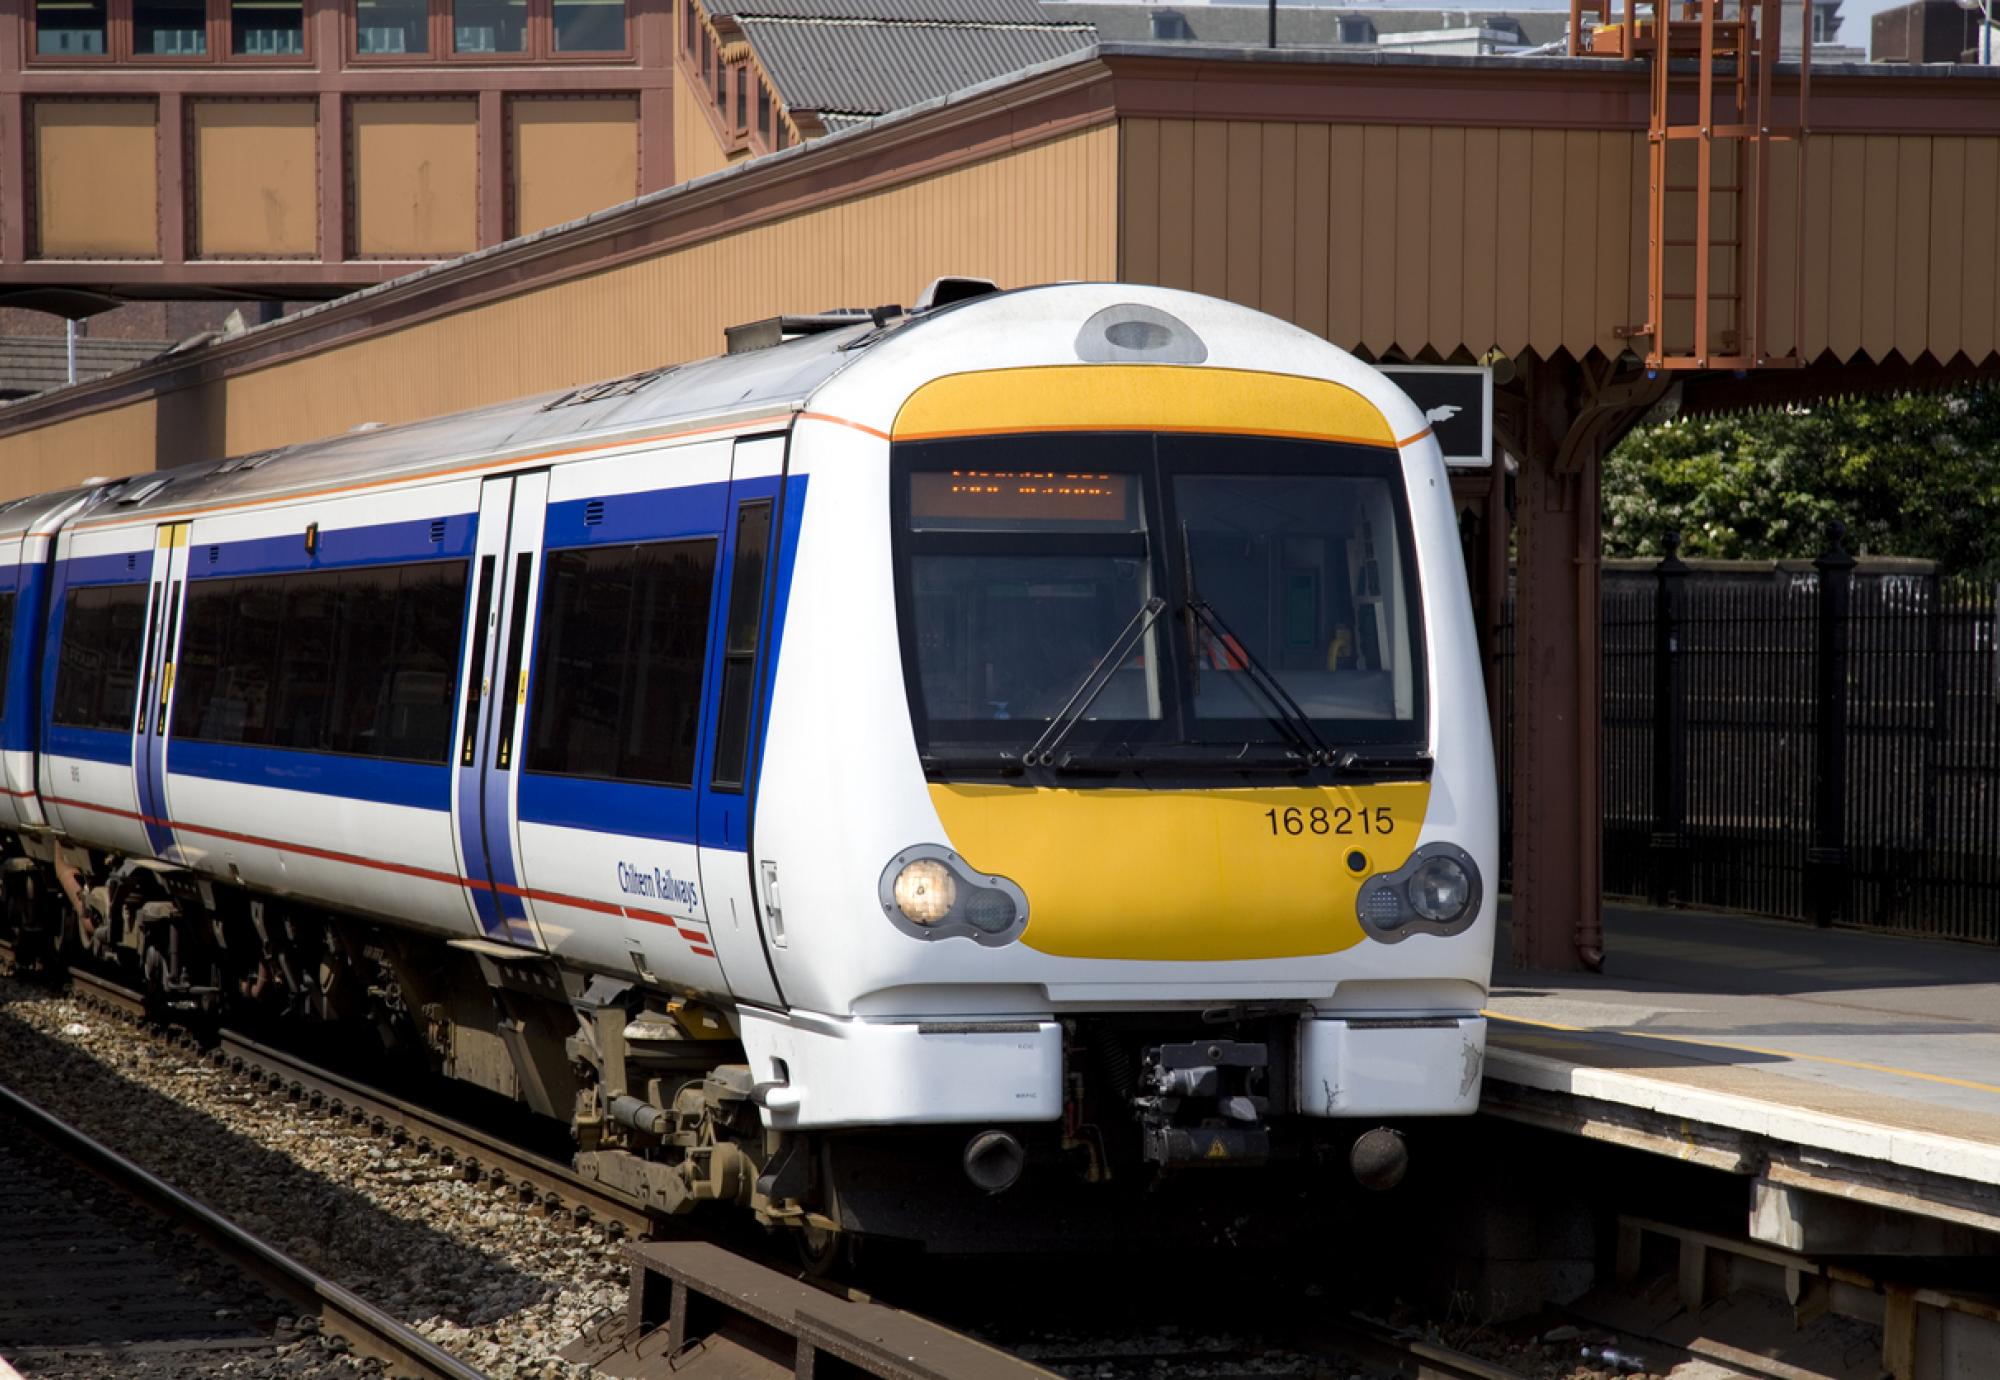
[1263,805,1394,837]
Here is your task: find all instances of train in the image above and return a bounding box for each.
[0,281,1496,1252]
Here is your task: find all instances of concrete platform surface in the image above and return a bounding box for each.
[1483,904,2000,1188]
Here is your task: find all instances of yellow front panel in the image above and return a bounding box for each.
[930,782,1430,961]
[892,366,1400,448]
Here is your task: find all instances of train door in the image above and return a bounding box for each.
[132,522,191,859]
[451,473,553,950]
[9,497,92,833]
[0,533,27,830]
[693,436,787,1009]
[501,443,733,991]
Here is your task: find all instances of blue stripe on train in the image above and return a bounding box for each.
[542,481,732,549]
[189,515,476,580]
[44,723,134,766]
[516,771,699,844]
[60,550,154,588]
[169,739,451,811]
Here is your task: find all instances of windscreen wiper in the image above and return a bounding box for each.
[1180,521,1334,766]
[1331,747,1434,779]
[1023,595,1167,768]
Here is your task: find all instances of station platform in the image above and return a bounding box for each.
[1480,903,2000,1236]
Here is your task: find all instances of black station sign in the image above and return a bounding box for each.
[1374,365,1493,469]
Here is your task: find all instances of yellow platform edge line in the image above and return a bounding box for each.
[1482,1009,2000,1099]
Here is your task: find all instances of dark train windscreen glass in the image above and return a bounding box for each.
[892,432,1426,767]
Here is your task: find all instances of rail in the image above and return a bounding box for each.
[50,960,657,1238]
[212,1025,657,1239]
[0,1078,496,1380]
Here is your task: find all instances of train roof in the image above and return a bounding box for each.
[5,281,1427,540]
[3,314,878,538]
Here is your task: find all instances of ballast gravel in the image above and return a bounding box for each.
[0,974,625,1380]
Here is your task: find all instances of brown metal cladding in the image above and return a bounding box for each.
[0,402,159,496]
[1118,112,2000,368]
[219,122,1112,454]
[350,98,480,257]
[190,100,319,258]
[1120,116,1653,362]
[33,99,159,257]
[510,96,641,237]
[1966,140,1998,365]
[0,122,1115,489]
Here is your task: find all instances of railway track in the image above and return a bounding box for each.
[58,960,656,1239]
[0,1079,494,1380]
[9,949,1534,1380]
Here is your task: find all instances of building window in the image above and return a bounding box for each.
[356,0,429,54]
[454,0,526,51]
[553,0,624,50]
[134,0,208,55]
[757,81,771,144]
[232,0,304,54]
[34,0,108,56]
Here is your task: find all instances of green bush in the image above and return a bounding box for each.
[1603,383,2000,578]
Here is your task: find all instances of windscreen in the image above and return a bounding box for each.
[894,432,1425,770]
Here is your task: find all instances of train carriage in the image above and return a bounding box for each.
[0,282,1496,1246]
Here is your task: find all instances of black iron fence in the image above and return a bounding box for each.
[1497,531,2000,942]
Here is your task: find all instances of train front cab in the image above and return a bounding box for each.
[745,288,1498,1191]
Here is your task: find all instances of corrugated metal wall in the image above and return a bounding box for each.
[0,122,1117,489]
[1119,118,1648,362]
[0,401,160,498]
[1118,117,2000,368]
[1786,134,2000,367]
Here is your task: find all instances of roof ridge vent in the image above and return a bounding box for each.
[914,276,999,312]
[724,310,873,354]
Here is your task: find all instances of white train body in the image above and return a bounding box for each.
[0,285,1495,1230]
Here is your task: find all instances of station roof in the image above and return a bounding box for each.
[708,0,1094,124]
[1048,3,1570,47]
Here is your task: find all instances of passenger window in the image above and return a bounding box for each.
[52,583,148,733]
[711,500,772,793]
[171,559,469,763]
[273,571,340,751]
[526,538,716,788]
[351,561,465,761]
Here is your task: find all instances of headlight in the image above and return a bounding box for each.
[878,847,1029,946]
[1354,843,1482,944]
[1407,856,1472,922]
[893,859,958,925]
